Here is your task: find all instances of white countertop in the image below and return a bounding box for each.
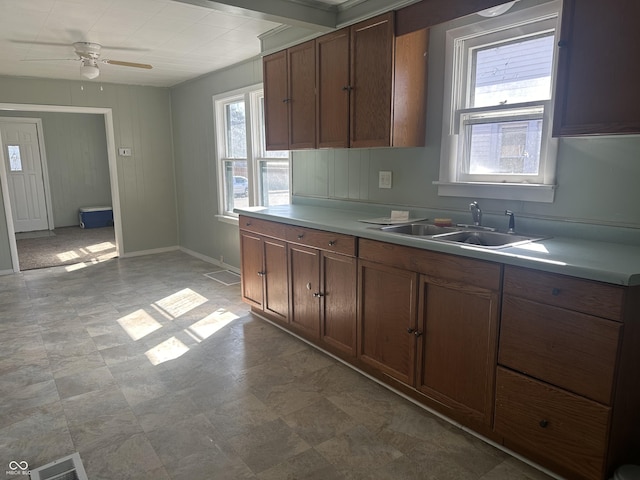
[236,204,640,286]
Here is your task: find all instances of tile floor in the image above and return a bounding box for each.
[0,251,556,480]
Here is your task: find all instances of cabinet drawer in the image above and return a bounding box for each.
[500,296,620,405]
[286,225,356,256]
[495,367,610,480]
[239,216,286,239]
[358,239,501,290]
[503,266,624,321]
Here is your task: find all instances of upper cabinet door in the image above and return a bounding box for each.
[263,50,289,150]
[553,0,640,136]
[349,12,395,148]
[288,40,316,149]
[316,29,350,149]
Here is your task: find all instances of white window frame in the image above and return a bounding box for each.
[435,0,561,203]
[213,84,290,221]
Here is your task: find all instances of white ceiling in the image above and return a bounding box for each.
[0,0,359,88]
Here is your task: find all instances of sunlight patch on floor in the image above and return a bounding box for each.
[57,250,80,261]
[186,308,239,342]
[117,309,163,341]
[145,336,190,365]
[154,288,208,319]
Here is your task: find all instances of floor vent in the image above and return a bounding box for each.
[205,270,241,286]
[29,452,88,480]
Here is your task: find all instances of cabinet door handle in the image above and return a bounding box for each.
[328,240,336,246]
[551,288,561,296]
[539,419,549,428]
[313,292,324,298]
[407,327,415,334]
[257,271,265,277]
[245,221,252,226]
[342,85,353,92]
[283,98,291,103]
[306,282,312,290]
[414,330,423,338]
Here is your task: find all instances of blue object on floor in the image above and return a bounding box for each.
[79,206,113,229]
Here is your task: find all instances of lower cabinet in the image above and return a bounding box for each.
[239,216,288,322]
[416,273,499,427]
[357,259,418,385]
[357,238,501,429]
[287,226,357,355]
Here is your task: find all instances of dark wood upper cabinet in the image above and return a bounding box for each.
[265,12,428,150]
[349,13,395,148]
[263,50,289,150]
[553,0,640,136]
[264,41,316,151]
[288,40,317,149]
[316,28,350,148]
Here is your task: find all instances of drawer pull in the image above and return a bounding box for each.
[257,271,265,277]
[539,419,549,428]
[312,292,324,298]
[306,282,312,290]
[245,221,252,226]
[328,240,336,246]
[551,288,561,296]
[297,234,304,240]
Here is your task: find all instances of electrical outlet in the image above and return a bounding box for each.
[379,171,392,189]
[118,147,132,157]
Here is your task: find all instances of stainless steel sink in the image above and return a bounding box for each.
[377,222,545,249]
[431,230,542,249]
[379,223,460,236]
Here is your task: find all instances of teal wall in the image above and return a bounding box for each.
[0,76,178,271]
[0,111,111,227]
[171,58,263,268]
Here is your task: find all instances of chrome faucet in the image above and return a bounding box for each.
[505,210,515,233]
[469,201,482,226]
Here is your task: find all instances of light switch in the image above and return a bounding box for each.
[379,171,392,189]
[118,147,132,157]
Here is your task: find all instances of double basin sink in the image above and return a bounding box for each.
[377,223,544,249]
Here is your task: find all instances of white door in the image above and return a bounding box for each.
[1,122,49,232]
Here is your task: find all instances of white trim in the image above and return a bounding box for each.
[118,245,178,258]
[437,0,561,202]
[0,102,122,273]
[0,269,15,276]
[179,245,240,273]
[0,117,55,231]
[434,181,556,203]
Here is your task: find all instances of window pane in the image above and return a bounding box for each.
[225,101,247,158]
[259,160,289,206]
[223,160,248,213]
[471,34,555,107]
[465,119,543,175]
[8,145,22,171]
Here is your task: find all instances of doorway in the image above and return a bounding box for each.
[0,103,123,273]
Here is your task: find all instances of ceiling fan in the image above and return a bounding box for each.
[73,42,153,79]
[19,41,153,80]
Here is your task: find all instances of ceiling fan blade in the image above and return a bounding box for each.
[103,59,153,69]
[20,58,79,62]
[10,40,73,47]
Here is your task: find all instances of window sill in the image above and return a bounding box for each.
[216,214,239,226]
[434,181,556,203]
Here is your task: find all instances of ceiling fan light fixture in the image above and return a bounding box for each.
[80,59,99,79]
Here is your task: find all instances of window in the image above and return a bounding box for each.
[214,85,290,218]
[437,1,560,202]
[8,145,22,171]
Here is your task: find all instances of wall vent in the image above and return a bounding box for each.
[29,452,88,480]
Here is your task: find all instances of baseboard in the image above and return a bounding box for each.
[179,247,240,274]
[0,269,15,276]
[119,245,179,258]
